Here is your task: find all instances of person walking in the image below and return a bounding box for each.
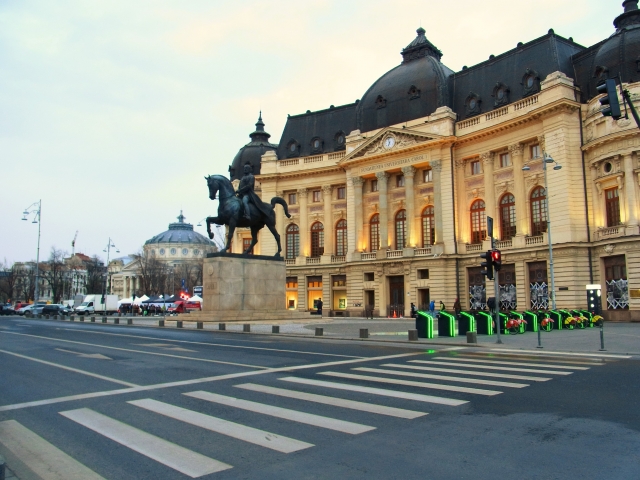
[410,302,417,318]
[453,297,461,318]
[429,300,435,314]
[317,298,323,316]
[440,300,446,311]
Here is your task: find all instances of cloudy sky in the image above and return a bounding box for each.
[0,0,621,265]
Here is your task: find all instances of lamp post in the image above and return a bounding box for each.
[523,153,562,310]
[22,200,42,305]
[102,238,119,314]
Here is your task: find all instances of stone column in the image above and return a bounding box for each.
[123,276,128,298]
[481,152,496,223]
[455,160,468,244]
[590,166,602,229]
[402,166,417,247]
[298,188,309,259]
[322,185,334,257]
[276,191,285,254]
[351,177,365,252]
[509,143,528,236]
[376,172,389,249]
[623,153,638,225]
[431,160,444,244]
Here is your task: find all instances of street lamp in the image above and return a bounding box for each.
[102,238,119,312]
[22,200,42,305]
[522,153,562,310]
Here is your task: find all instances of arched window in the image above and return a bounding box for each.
[369,214,380,252]
[395,210,407,250]
[499,193,516,240]
[421,206,435,247]
[530,187,547,236]
[470,200,486,244]
[335,219,347,256]
[310,222,324,257]
[285,224,299,259]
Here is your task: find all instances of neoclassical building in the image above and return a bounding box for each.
[226,2,640,320]
[110,212,217,298]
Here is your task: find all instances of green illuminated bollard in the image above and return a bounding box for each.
[475,311,494,335]
[415,311,434,339]
[581,310,594,328]
[548,310,563,330]
[523,311,538,332]
[458,311,476,335]
[437,311,456,337]
[510,311,525,333]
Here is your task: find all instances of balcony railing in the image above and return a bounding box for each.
[306,257,321,265]
[495,239,512,249]
[361,252,376,260]
[596,225,624,240]
[456,94,539,131]
[331,255,345,263]
[465,243,483,253]
[285,258,295,265]
[525,235,545,245]
[415,247,432,256]
[386,250,403,258]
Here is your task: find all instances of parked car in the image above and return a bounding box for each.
[13,302,30,311]
[32,305,46,315]
[185,301,202,312]
[42,304,71,315]
[0,304,16,316]
[17,302,46,315]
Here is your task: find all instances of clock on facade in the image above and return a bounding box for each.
[383,136,395,149]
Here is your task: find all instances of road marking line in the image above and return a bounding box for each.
[457,352,603,365]
[489,348,631,359]
[0,331,267,369]
[0,419,105,480]
[0,352,423,412]
[62,328,364,358]
[134,343,197,352]
[0,349,137,387]
[60,408,231,477]
[381,363,551,382]
[279,377,468,406]
[353,367,529,388]
[317,372,502,396]
[129,399,312,453]
[55,348,112,360]
[410,360,573,375]
[184,391,375,434]
[235,383,427,419]
[432,357,590,370]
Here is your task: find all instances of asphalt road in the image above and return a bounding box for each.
[1,315,639,480]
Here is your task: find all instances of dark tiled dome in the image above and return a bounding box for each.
[357,28,453,133]
[144,212,213,246]
[228,113,278,181]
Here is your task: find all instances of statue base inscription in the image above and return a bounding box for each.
[182,253,311,322]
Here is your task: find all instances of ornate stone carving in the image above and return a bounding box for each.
[353,132,430,158]
[480,152,493,166]
[401,165,417,178]
[276,191,284,198]
[351,176,365,187]
[297,188,308,196]
[603,244,615,254]
[525,173,543,189]
[322,185,333,195]
[455,160,466,169]
[375,171,389,180]
[508,143,524,156]
[586,125,594,142]
[537,135,546,151]
[430,160,442,172]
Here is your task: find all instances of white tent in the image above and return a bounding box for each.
[118,297,133,306]
[133,295,149,306]
[189,295,202,303]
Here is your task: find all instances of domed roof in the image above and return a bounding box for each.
[229,113,278,181]
[144,212,213,246]
[357,28,453,133]
[594,1,640,84]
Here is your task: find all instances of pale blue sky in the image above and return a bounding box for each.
[0,0,622,264]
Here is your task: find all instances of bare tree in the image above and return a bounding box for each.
[175,259,204,295]
[0,260,18,303]
[40,248,67,303]
[85,256,105,294]
[134,250,168,296]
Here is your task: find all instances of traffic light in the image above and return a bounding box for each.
[480,250,494,280]
[596,79,621,119]
[491,249,502,272]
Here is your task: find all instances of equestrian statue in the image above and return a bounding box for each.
[205,164,291,256]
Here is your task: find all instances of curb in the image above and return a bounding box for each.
[0,454,5,480]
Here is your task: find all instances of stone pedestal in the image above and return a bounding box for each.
[183,253,312,322]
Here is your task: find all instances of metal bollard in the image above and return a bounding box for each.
[272,325,280,333]
[243,324,251,332]
[53,315,58,320]
[599,322,606,351]
[45,315,50,319]
[127,318,132,325]
[466,331,477,344]
[176,321,183,328]
[158,320,165,327]
[315,327,324,336]
[219,323,226,330]
[114,318,119,324]
[70,315,75,321]
[80,316,85,322]
[360,328,369,339]
[102,317,107,323]
[197,321,203,329]
[408,329,418,341]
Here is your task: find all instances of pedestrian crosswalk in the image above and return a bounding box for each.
[0,350,622,478]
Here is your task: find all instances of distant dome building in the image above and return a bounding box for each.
[144,211,216,260]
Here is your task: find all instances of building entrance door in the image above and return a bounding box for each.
[388,276,404,317]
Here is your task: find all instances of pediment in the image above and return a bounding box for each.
[342,128,440,164]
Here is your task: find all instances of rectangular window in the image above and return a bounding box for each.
[332,275,346,287]
[604,255,628,310]
[418,269,429,280]
[307,276,322,288]
[288,193,297,205]
[286,276,298,288]
[531,144,541,160]
[364,272,374,282]
[371,179,378,192]
[605,187,621,227]
[242,238,252,255]
[337,186,345,199]
[423,169,432,182]
[499,152,511,168]
[396,175,405,187]
[471,160,481,175]
[312,190,321,202]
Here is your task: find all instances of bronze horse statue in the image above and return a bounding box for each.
[204,175,291,256]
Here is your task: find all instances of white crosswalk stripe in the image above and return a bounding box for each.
[60,408,232,477]
[317,371,502,396]
[489,348,631,359]
[353,367,529,388]
[456,353,603,365]
[235,383,427,419]
[0,419,105,480]
[279,376,468,406]
[432,357,590,370]
[381,363,551,382]
[128,398,313,453]
[184,391,375,434]
[410,360,573,375]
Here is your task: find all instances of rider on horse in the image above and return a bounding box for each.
[236,164,271,221]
